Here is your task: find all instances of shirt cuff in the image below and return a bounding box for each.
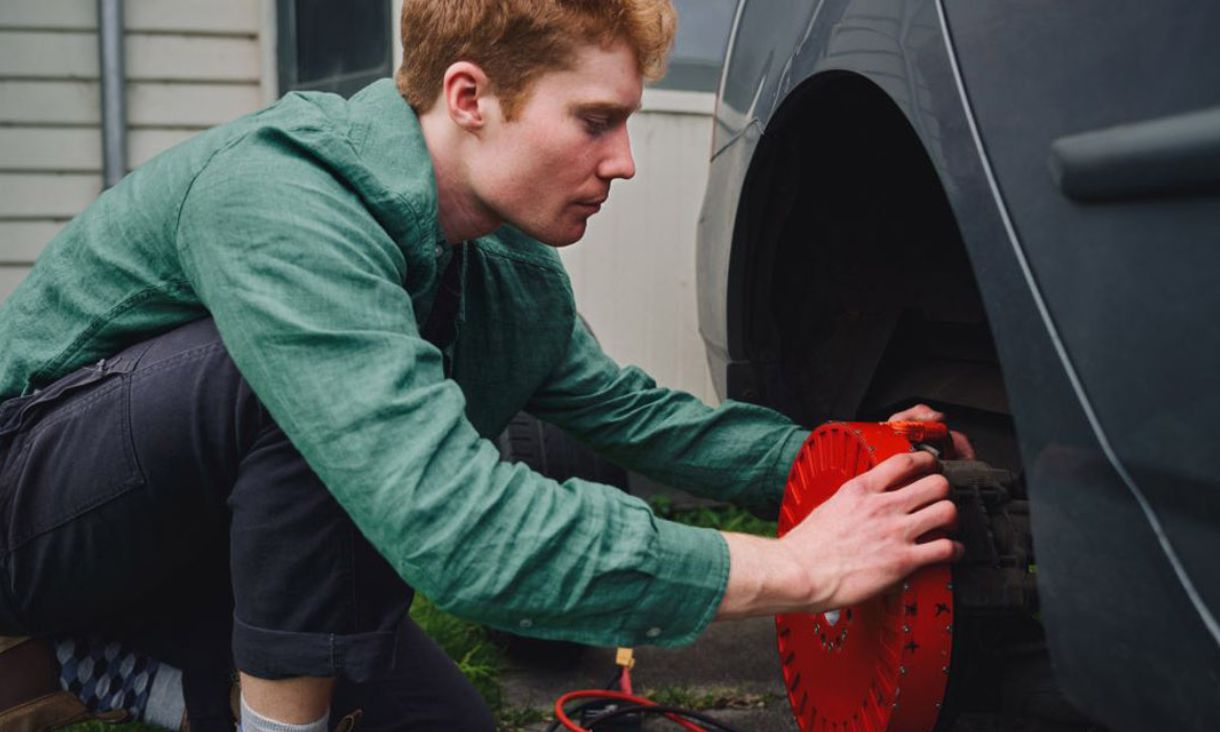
[620,519,730,648]
[768,427,812,509]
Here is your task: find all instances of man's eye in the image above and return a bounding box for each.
[582,116,612,136]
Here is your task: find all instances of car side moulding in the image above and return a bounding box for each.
[1050,105,1220,202]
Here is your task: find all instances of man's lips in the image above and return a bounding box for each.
[574,196,608,212]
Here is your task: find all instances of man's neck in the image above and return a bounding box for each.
[418,108,502,244]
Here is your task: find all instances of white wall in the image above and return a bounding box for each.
[558,89,719,404]
[0,0,271,301]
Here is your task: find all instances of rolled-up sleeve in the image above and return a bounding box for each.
[174,134,730,647]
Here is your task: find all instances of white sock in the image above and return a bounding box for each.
[143,664,185,730]
[239,695,329,732]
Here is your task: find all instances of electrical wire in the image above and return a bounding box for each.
[551,690,698,732]
[546,647,752,732]
[619,665,633,696]
[582,704,750,732]
[548,689,751,732]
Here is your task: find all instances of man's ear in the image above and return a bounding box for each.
[442,61,492,131]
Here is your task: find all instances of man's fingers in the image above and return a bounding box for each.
[891,473,951,512]
[906,500,958,540]
[950,430,976,460]
[852,450,938,493]
[885,405,977,461]
[887,403,944,423]
[909,537,964,566]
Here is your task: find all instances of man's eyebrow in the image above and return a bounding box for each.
[570,100,642,116]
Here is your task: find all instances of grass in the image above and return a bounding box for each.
[495,705,550,731]
[642,685,775,711]
[63,493,770,732]
[648,496,778,537]
[408,594,505,710]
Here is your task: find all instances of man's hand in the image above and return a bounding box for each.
[716,451,963,619]
[887,403,975,459]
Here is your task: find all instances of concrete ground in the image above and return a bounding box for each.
[500,615,798,731]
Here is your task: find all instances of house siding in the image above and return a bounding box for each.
[0,0,269,301]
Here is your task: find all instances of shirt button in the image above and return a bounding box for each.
[434,244,445,257]
[646,627,662,638]
[519,619,534,629]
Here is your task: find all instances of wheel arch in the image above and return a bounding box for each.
[726,69,1017,464]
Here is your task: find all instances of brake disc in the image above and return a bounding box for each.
[776,422,954,732]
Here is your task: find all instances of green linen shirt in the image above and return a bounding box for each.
[0,79,808,647]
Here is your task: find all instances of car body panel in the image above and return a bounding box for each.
[696,1,1220,728]
[943,0,1220,626]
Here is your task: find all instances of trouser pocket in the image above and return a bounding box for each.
[0,357,145,554]
[0,350,146,442]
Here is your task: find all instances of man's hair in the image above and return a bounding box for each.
[396,0,677,119]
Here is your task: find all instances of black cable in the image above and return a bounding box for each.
[545,660,755,732]
[545,696,752,732]
[588,704,750,732]
[543,700,626,732]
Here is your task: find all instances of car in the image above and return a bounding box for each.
[694,1,1220,730]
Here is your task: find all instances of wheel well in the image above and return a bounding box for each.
[735,72,1018,468]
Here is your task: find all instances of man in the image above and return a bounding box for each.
[0,1,963,730]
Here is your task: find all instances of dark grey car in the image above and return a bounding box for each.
[695,1,1220,730]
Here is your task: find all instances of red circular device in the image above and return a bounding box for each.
[776,422,953,732]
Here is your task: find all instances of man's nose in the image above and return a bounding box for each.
[599,127,636,181]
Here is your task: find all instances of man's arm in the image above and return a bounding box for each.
[526,317,808,517]
[527,319,964,620]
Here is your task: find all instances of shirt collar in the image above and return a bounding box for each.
[346,78,447,249]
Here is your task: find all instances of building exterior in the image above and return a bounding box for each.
[0,0,731,401]
[0,1,273,299]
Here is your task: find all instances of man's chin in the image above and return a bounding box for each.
[521,222,586,248]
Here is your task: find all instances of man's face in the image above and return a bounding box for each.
[471,41,642,247]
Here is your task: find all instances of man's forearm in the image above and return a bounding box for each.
[716,532,828,619]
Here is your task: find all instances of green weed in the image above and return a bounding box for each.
[641,685,774,711]
[408,594,505,710]
[649,496,778,537]
[495,704,550,731]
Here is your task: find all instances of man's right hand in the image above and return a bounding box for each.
[715,451,963,620]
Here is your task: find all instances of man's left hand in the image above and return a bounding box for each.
[886,403,975,459]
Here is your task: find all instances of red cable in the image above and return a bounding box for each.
[553,689,708,732]
[620,665,633,696]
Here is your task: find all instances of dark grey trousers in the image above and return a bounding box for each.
[0,318,494,731]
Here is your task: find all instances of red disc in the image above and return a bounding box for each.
[776,423,953,732]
